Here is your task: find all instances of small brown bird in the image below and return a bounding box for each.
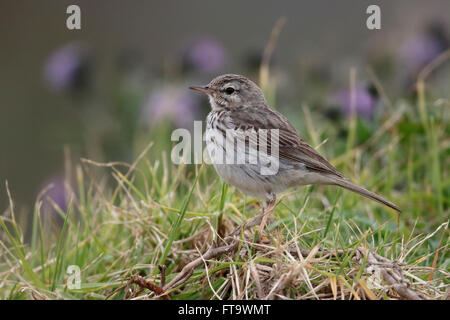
[190,74,401,236]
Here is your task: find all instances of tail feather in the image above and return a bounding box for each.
[331,178,401,213]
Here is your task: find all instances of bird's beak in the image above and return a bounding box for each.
[189,86,212,94]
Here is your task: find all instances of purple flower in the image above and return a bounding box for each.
[333,85,378,118]
[38,176,69,223]
[38,176,69,213]
[141,85,201,129]
[183,37,226,73]
[43,43,90,92]
[399,23,449,74]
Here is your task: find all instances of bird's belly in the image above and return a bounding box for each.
[205,128,289,199]
[213,163,278,199]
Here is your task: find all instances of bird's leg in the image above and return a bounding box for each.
[258,194,276,241]
[229,194,276,238]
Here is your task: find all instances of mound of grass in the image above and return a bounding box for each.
[0,78,448,300]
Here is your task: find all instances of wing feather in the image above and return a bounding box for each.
[226,106,343,178]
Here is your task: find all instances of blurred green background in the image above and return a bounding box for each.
[0,0,449,219]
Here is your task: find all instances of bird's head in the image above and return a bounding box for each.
[189,74,266,110]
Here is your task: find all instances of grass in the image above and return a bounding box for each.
[0,71,449,300]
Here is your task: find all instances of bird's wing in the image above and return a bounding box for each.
[227,106,344,178]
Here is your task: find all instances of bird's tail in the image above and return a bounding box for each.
[331,178,401,213]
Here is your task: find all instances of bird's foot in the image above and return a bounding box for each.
[256,216,275,243]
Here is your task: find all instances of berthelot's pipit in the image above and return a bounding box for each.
[190,74,401,237]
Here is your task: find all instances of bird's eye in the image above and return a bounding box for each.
[225,87,235,94]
